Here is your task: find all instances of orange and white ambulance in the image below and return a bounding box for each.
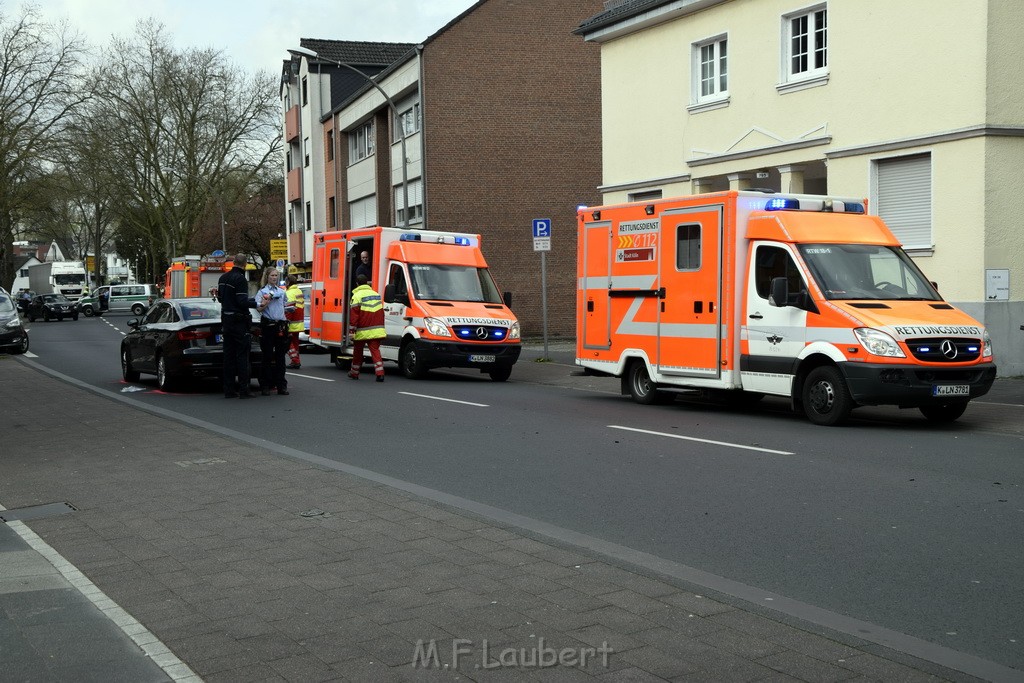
[576,191,997,425]
[310,226,521,380]
[164,255,234,299]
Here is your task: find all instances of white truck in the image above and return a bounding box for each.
[28,261,89,301]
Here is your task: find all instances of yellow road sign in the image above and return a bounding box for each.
[270,239,288,260]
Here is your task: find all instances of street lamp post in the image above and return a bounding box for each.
[288,46,410,229]
[168,168,226,253]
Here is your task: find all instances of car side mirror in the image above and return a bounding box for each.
[383,284,396,303]
[503,291,513,308]
[127,318,140,329]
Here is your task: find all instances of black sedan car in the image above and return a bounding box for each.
[26,293,79,322]
[0,292,29,354]
[120,298,261,391]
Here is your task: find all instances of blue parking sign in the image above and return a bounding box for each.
[533,219,551,238]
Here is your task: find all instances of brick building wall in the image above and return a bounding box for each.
[422,0,603,339]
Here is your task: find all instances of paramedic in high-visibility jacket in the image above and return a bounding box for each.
[348,273,386,382]
[284,274,305,369]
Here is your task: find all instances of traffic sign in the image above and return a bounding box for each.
[270,239,288,260]
[276,259,286,270]
[533,237,551,252]
[532,218,551,238]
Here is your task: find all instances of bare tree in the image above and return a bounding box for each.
[92,20,282,275]
[0,3,89,288]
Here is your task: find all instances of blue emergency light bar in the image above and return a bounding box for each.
[400,233,473,246]
[764,198,866,214]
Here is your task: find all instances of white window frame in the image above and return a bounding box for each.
[395,178,424,225]
[348,120,375,164]
[396,101,421,140]
[690,34,729,112]
[778,4,828,94]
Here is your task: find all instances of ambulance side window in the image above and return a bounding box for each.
[387,264,409,304]
[676,224,701,270]
[329,249,340,279]
[755,246,804,301]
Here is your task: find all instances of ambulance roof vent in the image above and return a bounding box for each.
[400,233,474,246]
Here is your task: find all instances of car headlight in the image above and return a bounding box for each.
[5,318,21,329]
[982,329,993,358]
[423,317,451,337]
[853,327,906,358]
[508,321,520,340]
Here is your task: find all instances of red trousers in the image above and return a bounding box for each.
[349,338,384,377]
[287,331,301,366]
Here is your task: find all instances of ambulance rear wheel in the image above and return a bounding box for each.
[919,400,968,423]
[626,360,670,405]
[802,366,853,426]
[400,342,428,379]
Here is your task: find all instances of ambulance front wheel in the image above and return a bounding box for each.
[802,366,854,426]
[919,400,968,423]
[400,342,428,379]
[488,365,512,382]
[626,360,671,405]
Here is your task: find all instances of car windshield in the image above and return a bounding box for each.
[42,294,70,303]
[407,264,503,303]
[0,295,14,314]
[798,244,941,301]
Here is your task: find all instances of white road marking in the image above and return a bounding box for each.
[23,351,38,358]
[399,391,489,407]
[286,372,334,382]
[608,425,794,455]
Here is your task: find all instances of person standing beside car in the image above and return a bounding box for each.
[218,253,257,399]
[256,267,290,396]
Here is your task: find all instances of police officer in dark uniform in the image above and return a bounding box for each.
[218,252,257,398]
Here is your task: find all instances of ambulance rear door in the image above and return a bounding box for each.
[580,219,612,350]
[657,205,724,378]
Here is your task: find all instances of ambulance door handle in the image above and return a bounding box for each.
[749,313,763,320]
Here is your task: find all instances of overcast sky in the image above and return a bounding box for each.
[33,0,481,75]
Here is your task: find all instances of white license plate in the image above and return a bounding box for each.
[933,384,969,396]
[469,354,495,363]
[215,334,223,343]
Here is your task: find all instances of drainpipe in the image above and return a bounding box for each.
[417,44,427,231]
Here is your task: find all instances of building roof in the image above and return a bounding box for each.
[575,0,668,34]
[298,39,416,68]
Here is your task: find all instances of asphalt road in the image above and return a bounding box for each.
[20,313,1024,676]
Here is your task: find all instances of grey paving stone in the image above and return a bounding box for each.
[617,644,700,678]
[698,626,786,660]
[598,589,669,616]
[540,588,610,613]
[268,652,338,681]
[757,650,860,682]
[655,591,734,617]
[582,605,656,635]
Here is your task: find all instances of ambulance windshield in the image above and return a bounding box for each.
[408,264,503,303]
[799,244,941,301]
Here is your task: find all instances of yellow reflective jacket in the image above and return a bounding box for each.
[285,284,305,333]
[349,284,385,340]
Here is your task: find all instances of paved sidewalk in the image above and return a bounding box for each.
[1,352,1017,682]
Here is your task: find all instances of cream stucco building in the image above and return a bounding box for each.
[577,0,1024,374]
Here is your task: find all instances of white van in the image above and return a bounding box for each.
[79,284,159,317]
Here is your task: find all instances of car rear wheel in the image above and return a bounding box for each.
[919,400,969,423]
[802,366,854,426]
[156,355,177,391]
[400,342,428,379]
[121,347,140,382]
[131,303,146,316]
